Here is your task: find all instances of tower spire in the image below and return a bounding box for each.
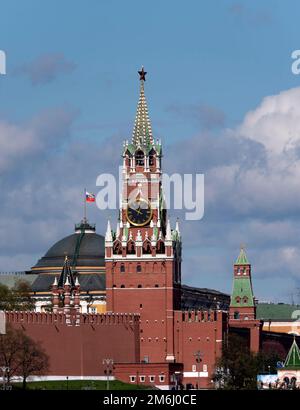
[132,66,153,148]
[235,245,249,265]
[57,255,75,288]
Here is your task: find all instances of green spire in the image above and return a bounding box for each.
[131,67,153,148]
[230,247,254,308]
[235,247,250,265]
[284,338,300,369]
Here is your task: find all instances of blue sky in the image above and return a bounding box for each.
[1,0,300,303]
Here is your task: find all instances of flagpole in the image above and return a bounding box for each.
[84,188,87,222]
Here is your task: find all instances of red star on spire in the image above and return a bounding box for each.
[138,66,147,81]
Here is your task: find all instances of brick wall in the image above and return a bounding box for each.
[6,311,140,376]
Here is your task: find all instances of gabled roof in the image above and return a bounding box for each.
[284,338,300,369]
[235,248,250,265]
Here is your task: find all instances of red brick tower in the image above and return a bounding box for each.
[105,67,182,363]
[229,247,261,352]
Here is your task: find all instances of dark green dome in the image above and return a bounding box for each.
[32,221,105,273]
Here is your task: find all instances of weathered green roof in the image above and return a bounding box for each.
[284,339,300,369]
[230,277,254,307]
[256,303,300,320]
[235,248,250,265]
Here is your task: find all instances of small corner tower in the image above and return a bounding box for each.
[277,336,300,388]
[229,247,261,352]
[229,247,255,321]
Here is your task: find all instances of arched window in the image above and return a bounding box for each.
[135,150,144,166]
[120,284,125,288]
[120,264,125,273]
[143,240,152,254]
[234,311,240,319]
[137,265,142,273]
[138,284,142,288]
[156,240,165,254]
[149,148,156,167]
[243,296,248,304]
[127,240,136,255]
[113,240,122,255]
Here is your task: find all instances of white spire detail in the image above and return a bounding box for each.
[116,222,120,238]
[136,230,142,241]
[105,219,113,242]
[166,219,172,241]
[65,276,70,286]
[53,276,58,286]
[75,276,80,286]
[175,218,180,237]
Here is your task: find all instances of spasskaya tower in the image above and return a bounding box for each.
[105,67,182,363]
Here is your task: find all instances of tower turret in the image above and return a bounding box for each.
[229,247,261,353]
[229,247,255,320]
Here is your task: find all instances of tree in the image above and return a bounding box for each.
[0,325,49,388]
[259,340,286,374]
[0,280,34,311]
[0,326,24,383]
[18,333,49,389]
[213,334,260,390]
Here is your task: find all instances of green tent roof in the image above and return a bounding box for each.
[230,277,254,307]
[284,339,300,369]
[131,78,153,148]
[235,248,250,265]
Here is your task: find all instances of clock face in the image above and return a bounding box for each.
[126,198,152,227]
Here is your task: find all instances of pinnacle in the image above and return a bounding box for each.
[131,68,153,148]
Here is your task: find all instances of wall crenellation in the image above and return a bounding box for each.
[5,311,140,326]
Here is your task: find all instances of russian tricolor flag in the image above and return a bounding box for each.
[86,191,95,202]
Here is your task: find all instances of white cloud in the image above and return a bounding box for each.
[0,108,76,172]
[238,87,300,156]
